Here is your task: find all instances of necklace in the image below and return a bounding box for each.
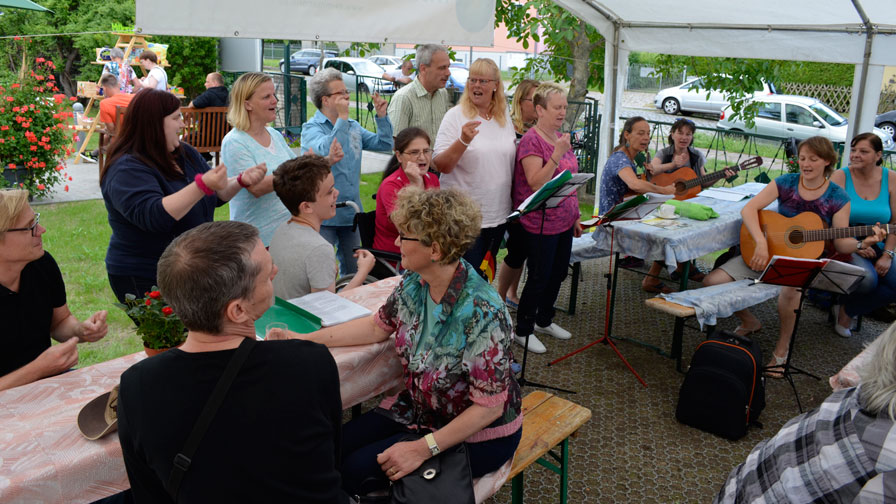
[535,124,557,144]
[800,175,828,191]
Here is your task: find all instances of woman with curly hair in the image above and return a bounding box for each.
[271,187,522,497]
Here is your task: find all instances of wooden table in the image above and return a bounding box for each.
[0,277,402,504]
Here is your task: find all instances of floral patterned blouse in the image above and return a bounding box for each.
[374,259,523,442]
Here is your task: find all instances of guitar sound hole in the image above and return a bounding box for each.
[674,181,687,193]
[788,229,804,246]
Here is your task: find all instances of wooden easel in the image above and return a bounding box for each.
[74,33,162,164]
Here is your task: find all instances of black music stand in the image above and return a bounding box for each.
[758,256,864,411]
[508,171,593,394]
[545,196,670,388]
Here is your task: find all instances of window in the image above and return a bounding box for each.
[756,102,781,121]
[785,104,817,126]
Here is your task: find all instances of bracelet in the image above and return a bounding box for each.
[887,249,896,260]
[550,156,560,165]
[458,137,470,147]
[194,173,214,196]
[237,173,250,188]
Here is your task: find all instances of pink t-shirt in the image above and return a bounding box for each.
[513,128,580,234]
[374,168,440,253]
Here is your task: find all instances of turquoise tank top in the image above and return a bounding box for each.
[843,166,890,226]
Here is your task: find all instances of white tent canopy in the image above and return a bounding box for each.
[552,0,896,201]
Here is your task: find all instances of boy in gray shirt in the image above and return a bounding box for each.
[270,155,374,299]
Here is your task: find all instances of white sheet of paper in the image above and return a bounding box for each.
[288,290,372,327]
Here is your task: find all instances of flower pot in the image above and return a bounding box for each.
[143,345,180,357]
[1,165,30,185]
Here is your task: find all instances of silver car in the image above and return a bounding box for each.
[322,57,392,95]
[654,77,776,116]
[716,94,896,150]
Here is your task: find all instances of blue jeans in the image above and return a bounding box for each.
[844,250,896,318]
[320,225,361,276]
[515,226,574,337]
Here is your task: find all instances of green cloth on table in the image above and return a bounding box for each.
[666,199,719,220]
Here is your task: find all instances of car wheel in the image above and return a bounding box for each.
[307,65,317,76]
[879,122,896,140]
[662,98,680,115]
[279,62,286,73]
[359,83,370,95]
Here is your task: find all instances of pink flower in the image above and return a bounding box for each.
[36,184,45,190]
[64,185,69,192]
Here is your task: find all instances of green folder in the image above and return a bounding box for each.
[254,297,322,339]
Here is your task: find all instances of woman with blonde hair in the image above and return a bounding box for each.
[221,72,298,246]
[271,187,521,497]
[510,79,539,138]
[433,58,516,278]
[0,189,109,391]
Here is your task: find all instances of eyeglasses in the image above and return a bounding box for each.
[402,149,433,158]
[7,213,40,236]
[520,98,533,102]
[398,234,421,243]
[467,78,495,85]
[325,89,351,97]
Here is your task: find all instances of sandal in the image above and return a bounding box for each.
[763,352,788,379]
[642,282,674,294]
[733,325,761,338]
[504,297,519,310]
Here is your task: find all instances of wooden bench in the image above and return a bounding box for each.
[509,390,592,504]
[644,297,697,372]
[180,106,231,164]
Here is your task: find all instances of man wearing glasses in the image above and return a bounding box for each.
[301,68,392,277]
[0,190,108,391]
[386,44,452,144]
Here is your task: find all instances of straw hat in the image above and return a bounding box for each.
[77,385,119,440]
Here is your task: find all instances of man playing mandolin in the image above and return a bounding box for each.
[703,136,885,377]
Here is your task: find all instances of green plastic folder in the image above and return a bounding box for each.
[254,297,322,339]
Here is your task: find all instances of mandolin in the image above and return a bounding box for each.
[739,209,895,264]
[648,156,763,200]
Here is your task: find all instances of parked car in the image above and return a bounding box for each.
[367,55,403,73]
[875,110,896,141]
[446,63,469,94]
[279,49,337,75]
[322,57,391,95]
[654,77,776,116]
[716,94,896,150]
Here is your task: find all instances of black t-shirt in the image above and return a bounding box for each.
[117,339,349,504]
[0,252,66,377]
[191,86,229,109]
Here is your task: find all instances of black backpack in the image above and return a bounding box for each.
[675,331,765,440]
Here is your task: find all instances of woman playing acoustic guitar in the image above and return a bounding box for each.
[649,118,706,183]
[703,136,884,377]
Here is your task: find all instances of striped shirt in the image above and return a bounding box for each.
[386,78,451,142]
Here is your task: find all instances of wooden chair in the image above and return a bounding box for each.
[180,106,231,164]
[97,105,128,174]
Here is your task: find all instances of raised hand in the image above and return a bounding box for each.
[328,138,344,166]
[201,164,229,192]
[459,121,481,146]
[672,150,689,169]
[403,162,423,186]
[553,133,572,159]
[372,92,388,117]
[336,92,350,120]
[355,249,376,275]
[78,311,108,342]
[239,162,267,187]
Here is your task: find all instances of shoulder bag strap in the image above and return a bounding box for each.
[166,337,256,501]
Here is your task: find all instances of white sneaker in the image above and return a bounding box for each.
[536,323,571,340]
[513,333,546,354]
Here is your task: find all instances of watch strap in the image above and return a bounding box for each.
[424,432,440,456]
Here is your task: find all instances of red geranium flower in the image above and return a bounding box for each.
[162,307,174,316]
[149,291,162,299]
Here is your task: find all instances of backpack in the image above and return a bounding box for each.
[675,331,765,440]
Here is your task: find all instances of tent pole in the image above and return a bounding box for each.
[593,22,621,211]
[850,0,874,134]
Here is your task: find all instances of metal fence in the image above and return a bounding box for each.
[626,64,689,92]
[629,117,896,183]
[221,70,307,137]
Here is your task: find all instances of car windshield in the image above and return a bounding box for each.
[809,102,846,126]
[352,61,383,75]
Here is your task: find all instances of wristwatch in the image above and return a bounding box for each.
[857,240,864,250]
[424,433,440,457]
[886,249,896,260]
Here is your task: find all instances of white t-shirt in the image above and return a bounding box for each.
[388,69,415,81]
[269,221,337,299]
[434,106,516,228]
[147,66,168,91]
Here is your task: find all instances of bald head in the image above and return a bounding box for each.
[205,72,225,89]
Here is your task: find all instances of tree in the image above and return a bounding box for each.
[158,36,218,98]
[495,0,604,125]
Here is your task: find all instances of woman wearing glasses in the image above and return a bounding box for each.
[102,89,266,302]
[302,68,393,276]
[0,189,108,391]
[374,127,440,254]
[433,58,517,279]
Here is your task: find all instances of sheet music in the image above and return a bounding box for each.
[698,182,765,201]
[288,291,372,327]
[811,259,865,294]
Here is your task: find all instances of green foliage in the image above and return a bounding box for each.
[115,287,187,350]
[158,36,218,98]
[0,0,135,96]
[495,0,605,95]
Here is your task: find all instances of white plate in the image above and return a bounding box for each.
[655,214,679,219]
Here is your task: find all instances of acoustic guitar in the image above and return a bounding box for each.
[739,209,894,264]
[648,156,763,200]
